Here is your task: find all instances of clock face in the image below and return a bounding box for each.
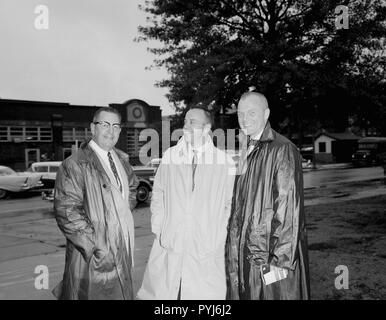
[127,102,145,122]
[133,106,143,119]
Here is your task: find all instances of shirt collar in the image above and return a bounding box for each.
[89,139,111,158]
[250,128,264,141]
[177,135,213,161]
[190,135,210,155]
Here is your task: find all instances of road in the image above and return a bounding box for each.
[0,165,384,299]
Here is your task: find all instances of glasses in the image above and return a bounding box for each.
[93,121,122,130]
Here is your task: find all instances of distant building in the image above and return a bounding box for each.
[314,131,361,163]
[0,98,161,170]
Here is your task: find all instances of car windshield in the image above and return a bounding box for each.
[0,167,16,176]
[34,166,49,172]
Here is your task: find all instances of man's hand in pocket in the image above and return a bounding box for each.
[93,249,115,272]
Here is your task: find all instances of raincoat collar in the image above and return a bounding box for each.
[259,121,275,143]
[77,139,130,178]
[176,135,215,161]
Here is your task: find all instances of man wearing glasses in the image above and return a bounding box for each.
[137,106,236,299]
[53,107,139,300]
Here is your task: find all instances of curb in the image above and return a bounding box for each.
[303,164,353,172]
[304,177,385,190]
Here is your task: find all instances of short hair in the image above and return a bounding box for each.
[93,107,122,123]
[239,91,269,110]
[189,105,213,128]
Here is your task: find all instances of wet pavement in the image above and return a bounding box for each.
[0,165,384,299]
[303,166,383,188]
[0,200,153,299]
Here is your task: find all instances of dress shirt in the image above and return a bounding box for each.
[89,139,124,197]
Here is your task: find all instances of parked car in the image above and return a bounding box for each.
[0,165,43,199]
[37,158,157,203]
[302,158,313,169]
[133,165,156,203]
[146,158,161,169]
[300,146,314,161]
[27,161,61,189]
[352,137,386,167]
[41,164,156,204]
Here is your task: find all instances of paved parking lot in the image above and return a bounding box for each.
[0,196,153,299]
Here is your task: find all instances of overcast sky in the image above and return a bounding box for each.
[0,0,175,115]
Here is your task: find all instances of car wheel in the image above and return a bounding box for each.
[136,184,150,203]
[0,189,8,200]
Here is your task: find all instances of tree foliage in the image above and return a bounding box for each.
[137,0,386,136]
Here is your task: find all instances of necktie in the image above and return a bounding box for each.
[108,151,123,193]
[192,150,198,191]
[247,136,260,155]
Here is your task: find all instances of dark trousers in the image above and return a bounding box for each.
[177,279,181,300]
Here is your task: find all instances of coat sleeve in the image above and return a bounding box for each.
[150,156,167,237]
[54,160,95,263]
[225,181,240,300]
[221,161,236,246]
[270,144,303,270]
[126,163,139,211]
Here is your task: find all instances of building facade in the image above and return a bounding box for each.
[314,132,360,163]
[0,98,161,170]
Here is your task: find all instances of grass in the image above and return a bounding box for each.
[306,195,386,300]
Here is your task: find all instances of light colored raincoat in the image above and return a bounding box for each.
[137,136,236,299]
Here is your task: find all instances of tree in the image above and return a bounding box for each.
[137,0,386,139]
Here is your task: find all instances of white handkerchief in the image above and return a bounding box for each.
[261,264,288,285]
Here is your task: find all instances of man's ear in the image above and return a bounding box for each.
[203,124,211,135]
[90,122,95,136]
[264,108,270,122]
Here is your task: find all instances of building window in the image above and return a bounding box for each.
[0,127,8,141]
[0,126,52,142]
[63,128,74,141]
[319,142,326,153]
[40,128,53,141]
[25,127,38,141]
[10,127,23,141]
[63,128,91,142]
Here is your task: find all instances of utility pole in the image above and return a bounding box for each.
[312,134,317,169]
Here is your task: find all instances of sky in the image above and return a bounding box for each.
[0,0,175,115]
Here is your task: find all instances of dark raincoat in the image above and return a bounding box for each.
[226,122,310,300]
[52,140,139,300]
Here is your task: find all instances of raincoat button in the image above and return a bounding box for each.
[103,184,107,188]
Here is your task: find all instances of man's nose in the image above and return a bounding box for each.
[107,125,114,134]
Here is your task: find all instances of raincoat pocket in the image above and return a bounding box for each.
[89,252,118,286]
